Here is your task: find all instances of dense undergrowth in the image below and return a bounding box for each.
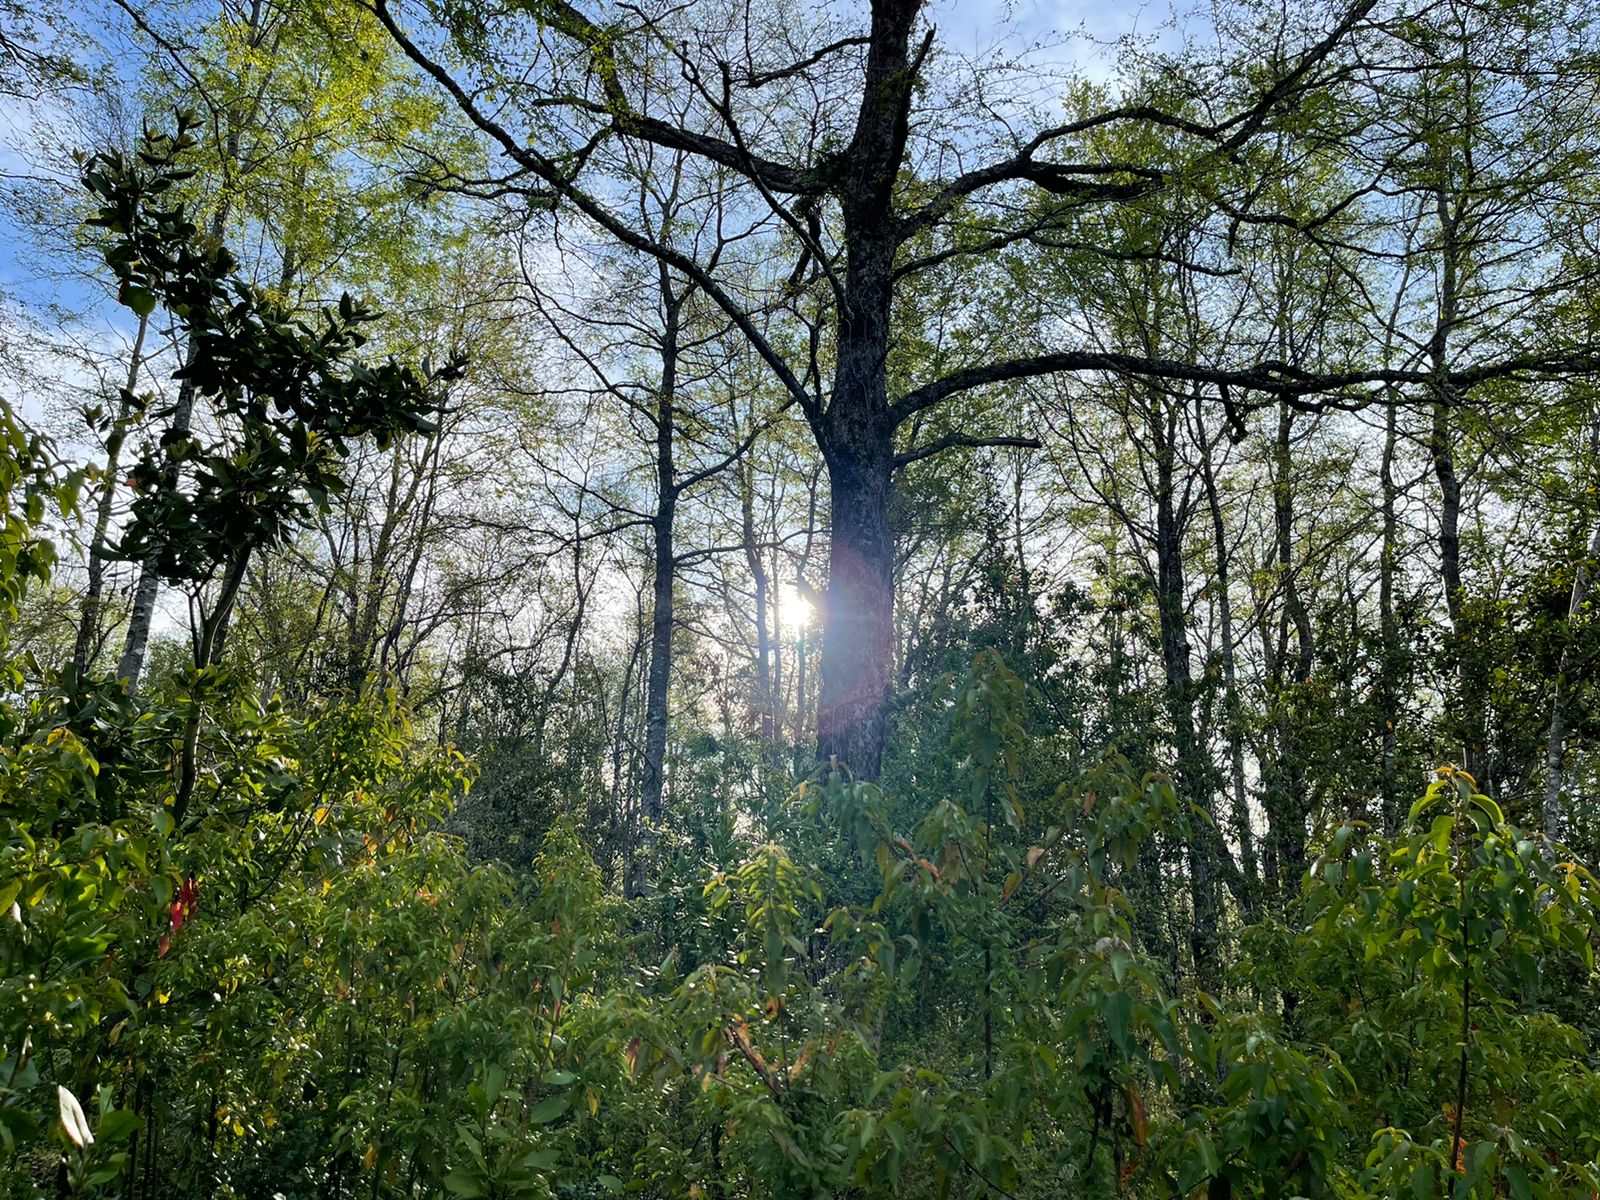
[3,630,1599,1198]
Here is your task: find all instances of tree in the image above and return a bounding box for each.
[100,0,458,688]
[369,0,1600,778]
[83,114,460,816]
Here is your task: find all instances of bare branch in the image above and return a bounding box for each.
[365,0,823,424]
[891,346,1600,425]
[893,433,1041,469]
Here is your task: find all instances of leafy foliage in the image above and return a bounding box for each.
[81,115,462,590]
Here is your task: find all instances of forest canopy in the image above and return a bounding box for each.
[2,0,1600,1196]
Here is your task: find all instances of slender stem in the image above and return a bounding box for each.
[174,552,251,823]
[983,748,994,1082]
[1451,871,1471,1186]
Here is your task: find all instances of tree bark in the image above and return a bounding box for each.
[741,464,775,741]
[810,0,920,779]
[117,376,196,691]
[1259,403,1311,896]
[1429,398,1486,781]
[174,549,251,823]
[1425,181,1490,785]
[611,587,647,887]
[769,544,785,737]
[815,428,895,776]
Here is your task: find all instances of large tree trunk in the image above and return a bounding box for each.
[811,0,918,780]
[815,424,895,777]
[814,245,897,776]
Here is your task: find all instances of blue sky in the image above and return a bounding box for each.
[940,0,1176,60]
[2,1,147,365]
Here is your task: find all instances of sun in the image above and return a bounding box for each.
[777,581,815,637]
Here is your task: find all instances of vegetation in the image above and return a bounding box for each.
[1,0,1598,1196]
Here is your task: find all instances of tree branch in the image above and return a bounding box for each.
[740,35,870,87]
[366,0,823,424]
[893,433,1041,469]
[891,346,1600,425]
[897,0,1379,240]
[524,0,829,194]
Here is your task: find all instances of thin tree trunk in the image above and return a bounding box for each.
[1427,184,1487,784]
[1012,450,1032,659]
[116,96,249,691]
[174,550,251,823]
[1260,403,1311,896]
[118,377,196,690]
[1544,519,1600,839]
[116,0,293,690]
[769,543,785,737]
[1201,426,1258,915]
[635,281,682,895]
[793,466,822,749]
[742,465,774,741]
[1429,398,1483,778]
[1378,404,1403,832]
[1150,401,1222,992]
[74,312,150,675]
[611,588,647,887]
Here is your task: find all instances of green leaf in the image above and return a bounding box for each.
[1469,792,1504,826]
[120,285,158,317]
[483,1064,507,1103]
[526,1096,569,1124]
[96,1108,144,1142]
[442,1172,487,1197]
[1104,991,1133,1054]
